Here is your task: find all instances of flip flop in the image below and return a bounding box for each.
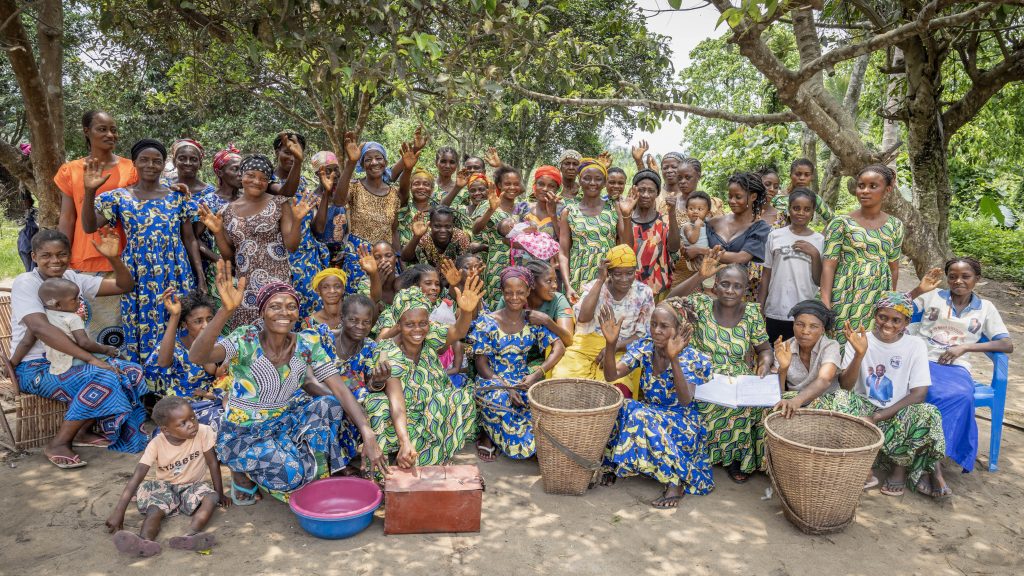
[169,532,217,551]
[651,491,683,509]
[915,478,932,495]
[72,438,111,448]
[864,476,880,490]
[230,481,259,506]
[475,441,497,463]
[880,480,905,497]
[113,531,161,557]
[47,454,87,469]
[599,471,618,487]
[727,463,750,484]
[931,485,953,501]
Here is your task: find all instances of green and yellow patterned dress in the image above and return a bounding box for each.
[565,201,619,295]
[363,324,476,465]
[822,214,904,344]
[395,203,434,254]
[472,201,529,308]
[687,293,770,474]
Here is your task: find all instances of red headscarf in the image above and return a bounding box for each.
[212,144,242,173]
[532,165,562,194]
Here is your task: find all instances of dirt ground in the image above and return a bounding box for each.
[1,267,1022,576]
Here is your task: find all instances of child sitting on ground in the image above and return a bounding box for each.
[106,396,228,557]
[10,277,119,372]
[499,217,560,263]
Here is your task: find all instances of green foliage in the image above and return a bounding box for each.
[949,220,1024,283]
[0,220,26,280]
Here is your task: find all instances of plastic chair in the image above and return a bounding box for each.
[973,343,1010,472]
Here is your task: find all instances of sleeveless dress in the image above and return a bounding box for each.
[222,196,292,330]
[565,201,618,295]
[347,180,401,246]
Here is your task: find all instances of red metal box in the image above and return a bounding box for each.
[383,465,483,534]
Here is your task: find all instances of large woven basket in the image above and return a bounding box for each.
[764,409,883,535]
[527,378,623,496]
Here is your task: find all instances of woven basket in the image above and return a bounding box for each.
[527,378,623,496]
[764,409,883,535]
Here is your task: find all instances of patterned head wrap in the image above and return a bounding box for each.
[212,145,241,173]
[466,173,491,190]
[578,158,608,180]
[874,291,913,319]
[632,169,662,191]
[558,149,582,164]
[660,296,696,329]
[130,138,167,161]
[255,281,299,316]
[392,286,432,320]
[789,299,835,331]
[533,165,562,190]
[311,267,348,291]
[310,151,339,173]
[499,266,535,290]
[356,142,387,173]
[411,167,434,181]
[239,154,274,179]
[170,138,204,161]
[606,244,638,269]
[662,151,685,164]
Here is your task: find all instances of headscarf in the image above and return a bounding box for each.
[533,165,562,190]
[170,138,204,161]
[662,151,685,164]
[606,244,638,269]
[466,173,491,190]
[130,138,167,161]
[499,266,535,290]
[310,151,339,174]
[578,157,608,179]
[356,142,387,173]
[788,299,835,331]
[255,281,299,316]
[212,145,241,173]
[874,291,913,319]
[411,167,434,181]
[311,267,348,291]
[632,169,662,191]
[660,296,696,329]
[558,149,582,164]
[391,286,432,320]
[238,154,274,179]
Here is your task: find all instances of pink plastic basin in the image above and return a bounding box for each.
[289,477,383,520]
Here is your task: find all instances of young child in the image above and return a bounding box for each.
[757,188,825,342]
[106,397,227,557]
[680,191,713,290]
[499,217,561,263]
[10,277,119,372]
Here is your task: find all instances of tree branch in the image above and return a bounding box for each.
[942,45,1024,135]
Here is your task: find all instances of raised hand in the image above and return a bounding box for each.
[83,157,111,193]
[343,131,361,164]
[485,146,502,168]
[596,258,610,284]
[631,140,649,164]
[917,267,943,294]
[843,322,869,357]
[617,186,639,215]
[597,150,613,168]
[665,325,690,358]
[774,335,792,370]
[699,246,726,279]
[318,167,338,193]
[411,219,429,238]
[356,245,378,276]
[439,257,462,287]
[283,132,304,162]
[645,154,659,173]
[197,204,223,234]
[292,195,314,221]
[400,141,420,170]
[215,259,247,312]
[487,184,501,211]
[455,168,471,188]
[161,287,182,317]
[454,270,484,312]
[91,226,121,259]
[412,125,430,152]
[598,303,622,343]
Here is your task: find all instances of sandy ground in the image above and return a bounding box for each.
[1,267,1022,575]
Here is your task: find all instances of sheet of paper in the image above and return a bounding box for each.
[734,374,782,407]
[693,374,738,408]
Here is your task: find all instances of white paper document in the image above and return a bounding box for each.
[694,374,781,408]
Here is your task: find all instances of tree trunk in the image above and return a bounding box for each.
[821,53,871,206]
[882,48,906,201]
[800,126,818,190]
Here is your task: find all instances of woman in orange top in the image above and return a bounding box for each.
[56,110,138,273]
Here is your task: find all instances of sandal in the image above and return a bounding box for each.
[651,489,683,509]
[169,532,217,551]
[47,454,87,469]
[475,440,497,463]
[931,485,953,501]
[113,531,161,557]
[864,476,880,490]
[880,479,905,497]
[599,471,617,487]
[727,462,750,484]
[915,478,932,495]
[230,481,259,506]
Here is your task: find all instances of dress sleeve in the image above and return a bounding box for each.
[301,330,341,383]
[181,193,200,223]
[887,218,905,263]
[425,322,449,352]
[219,327,248,364]
[822,216,845,260]
[95,190,121,224]
[982,301,1010,340]
[740,220,771,263]
[683,293,712,321]
[373,341,407,380]
[551,293,575,320]
[762,231,777,270]
[531,324,557,351]
[680,347,713,386]
[745,303,769,346]
[467,315,495,356]
[54,163,74,197]
[373,306,398,333]
[619,338,648,371]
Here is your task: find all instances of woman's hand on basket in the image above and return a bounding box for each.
[773,397,801,419]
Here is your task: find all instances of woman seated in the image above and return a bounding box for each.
[599,298,714,508]
[363,276,484,468]
[144,289,223,429]
[470,267,567,462]
[552,244,654,399]
[819,292,948,498]
[772,300,842,417]
[189,262,386,503]
[495,259,575,349]
[11,229,148,468]
[908,258,1013,473]
[667,248,773,483]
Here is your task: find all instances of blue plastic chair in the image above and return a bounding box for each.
[973,347,1010,472]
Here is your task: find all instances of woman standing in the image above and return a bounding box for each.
[620,169,678,297]
[395,167,436,252]
[525,165,562,240]
[194,146,242,306]
[471,267,566,461]
[668,250,774,483]
[81,139,204,363]
[165,139,213,197]
[558,159,622,301]
[189,266,387,500]
[198,154,305,330]
[820,164,904,344]
[473,166,530,308]
[335,133,411,246]
[599,298,715,508]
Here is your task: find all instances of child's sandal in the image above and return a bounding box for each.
[230,481,259,506]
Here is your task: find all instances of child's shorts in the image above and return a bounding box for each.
[136,480,215,516]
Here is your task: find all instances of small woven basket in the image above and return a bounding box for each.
[764,409,883,535]
[527,378,623,496]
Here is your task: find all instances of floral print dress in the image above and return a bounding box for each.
[222,196,292,330]
[96,187,198,363]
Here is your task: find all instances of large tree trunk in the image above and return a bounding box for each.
[821,53,871,206]
[882,48,905,201]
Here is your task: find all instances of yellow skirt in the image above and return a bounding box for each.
[550,333,641,398]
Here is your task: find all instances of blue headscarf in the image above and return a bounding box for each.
[356,142,394,183]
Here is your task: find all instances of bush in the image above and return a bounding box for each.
[948,220,1024,284]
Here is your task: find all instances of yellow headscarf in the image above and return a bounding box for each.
[311,268,348,291]
[411,167,434,181]
[578,157,608,180]
[606,244,637,269]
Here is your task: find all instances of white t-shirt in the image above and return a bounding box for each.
[762,226,824,320]
[909,289,1009,372]
[841,333,930,409]
[10,269,103,362]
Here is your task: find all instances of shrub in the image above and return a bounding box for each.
[948,220,1024,284]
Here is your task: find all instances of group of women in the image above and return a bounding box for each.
[8,109,1013,510]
